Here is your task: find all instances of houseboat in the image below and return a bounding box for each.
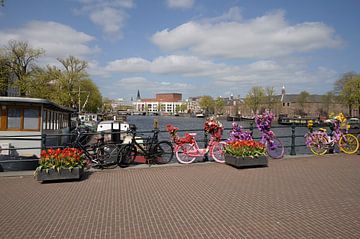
[0,97,75,171]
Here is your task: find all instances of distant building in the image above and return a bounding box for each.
[133,93,185,115]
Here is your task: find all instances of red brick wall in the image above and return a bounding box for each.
[155,93,182,102]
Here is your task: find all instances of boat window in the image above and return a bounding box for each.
[7,108,21,129]
[24,108,39,130]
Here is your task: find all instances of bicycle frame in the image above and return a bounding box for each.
[128,129,159,160]
[178,133,219,157]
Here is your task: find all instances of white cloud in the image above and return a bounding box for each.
[104,55,235,77]
[106,58,151,72]
[75,0,134,39]
[114,76,193,93]
[151,10,342,59]
[0,21,98,59]
[166,0,194,9]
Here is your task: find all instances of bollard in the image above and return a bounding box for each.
[203,132,208,162]
[153,119,159,129]
[290,123,296,155]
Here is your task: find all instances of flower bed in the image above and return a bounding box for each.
[35,148,85,182]
[224,140,268,168]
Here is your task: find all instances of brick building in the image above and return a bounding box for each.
[133,93,185,115]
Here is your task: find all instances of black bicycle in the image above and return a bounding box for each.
[69,128,127,169]
[121,125,174,166]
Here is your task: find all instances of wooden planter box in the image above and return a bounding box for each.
[225,155,268,168]
[36,167,84,182]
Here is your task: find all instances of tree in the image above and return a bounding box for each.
[27,66,59,99]
[0,54,10,95]
[1,40,44,96]
[244,86,265,114]
[340,76,360,117]
[320,92,336,116]
[175,105,180,113]
[265,86,276,111]
[57,55,88,108]
[102,98,113,113]
[199,96,214,114]
[334,72,359,95]
[79,79,102,112]
[214,97,225,115]
[180,103,187,113]
[296,91,310,116]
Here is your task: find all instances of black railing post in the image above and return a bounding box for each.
[250,122,254,135]
[290,123,296,155]
[41,133,47,150]
[203,132,208,162]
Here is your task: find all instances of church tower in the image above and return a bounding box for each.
[136,90,141,101]
[280,85,285,102]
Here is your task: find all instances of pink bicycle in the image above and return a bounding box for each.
[166,119,226,164]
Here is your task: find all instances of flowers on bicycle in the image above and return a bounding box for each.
[204,117,223,140]
[225,140,266,158]
[166,124,195,145]
[255,111,274,131]
[228,122,253,141]
[166,124,179,139]
[36,148,84,173]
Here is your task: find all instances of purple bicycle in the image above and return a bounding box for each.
[255,111,285,159]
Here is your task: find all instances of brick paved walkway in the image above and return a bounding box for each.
[1,154,360,239]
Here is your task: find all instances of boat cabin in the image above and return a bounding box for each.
[0,97,74,159]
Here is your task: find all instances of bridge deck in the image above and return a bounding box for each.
[1,154,360,238]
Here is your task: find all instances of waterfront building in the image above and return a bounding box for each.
[133,93,185,115]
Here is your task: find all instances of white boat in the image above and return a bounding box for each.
[195,113,205,118]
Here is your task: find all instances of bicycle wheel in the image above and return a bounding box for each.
[339,134,359,154]
[308,134,328,155]
[175,143,196,164]
[153,141,174,164]
[119,144,137,167]
[266,137,284,159]
[210,141,226,163]
[96,144,118,169]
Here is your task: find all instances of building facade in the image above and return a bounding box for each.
[133,93,185,115]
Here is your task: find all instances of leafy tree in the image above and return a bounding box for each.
[27,66,59,99]
[1,40,44,96]
[334,72,359,95]
[265,86,276,111]
[79,79,102,112]
[180,103,187,113]
[199,95,214,114]
[57,56,88,108]
[175,105,180,113]
[340,76,360,117]
[214,97,225,114]
[102,97,113,113]
[0,54,10,95]
[320,92,336,116]
[296,91,310,116]
[244,86,265,114]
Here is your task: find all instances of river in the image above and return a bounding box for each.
[127,115,311,155]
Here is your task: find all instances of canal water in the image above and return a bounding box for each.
[127,115,311,156]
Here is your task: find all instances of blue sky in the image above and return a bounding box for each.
[1,0,359,100]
